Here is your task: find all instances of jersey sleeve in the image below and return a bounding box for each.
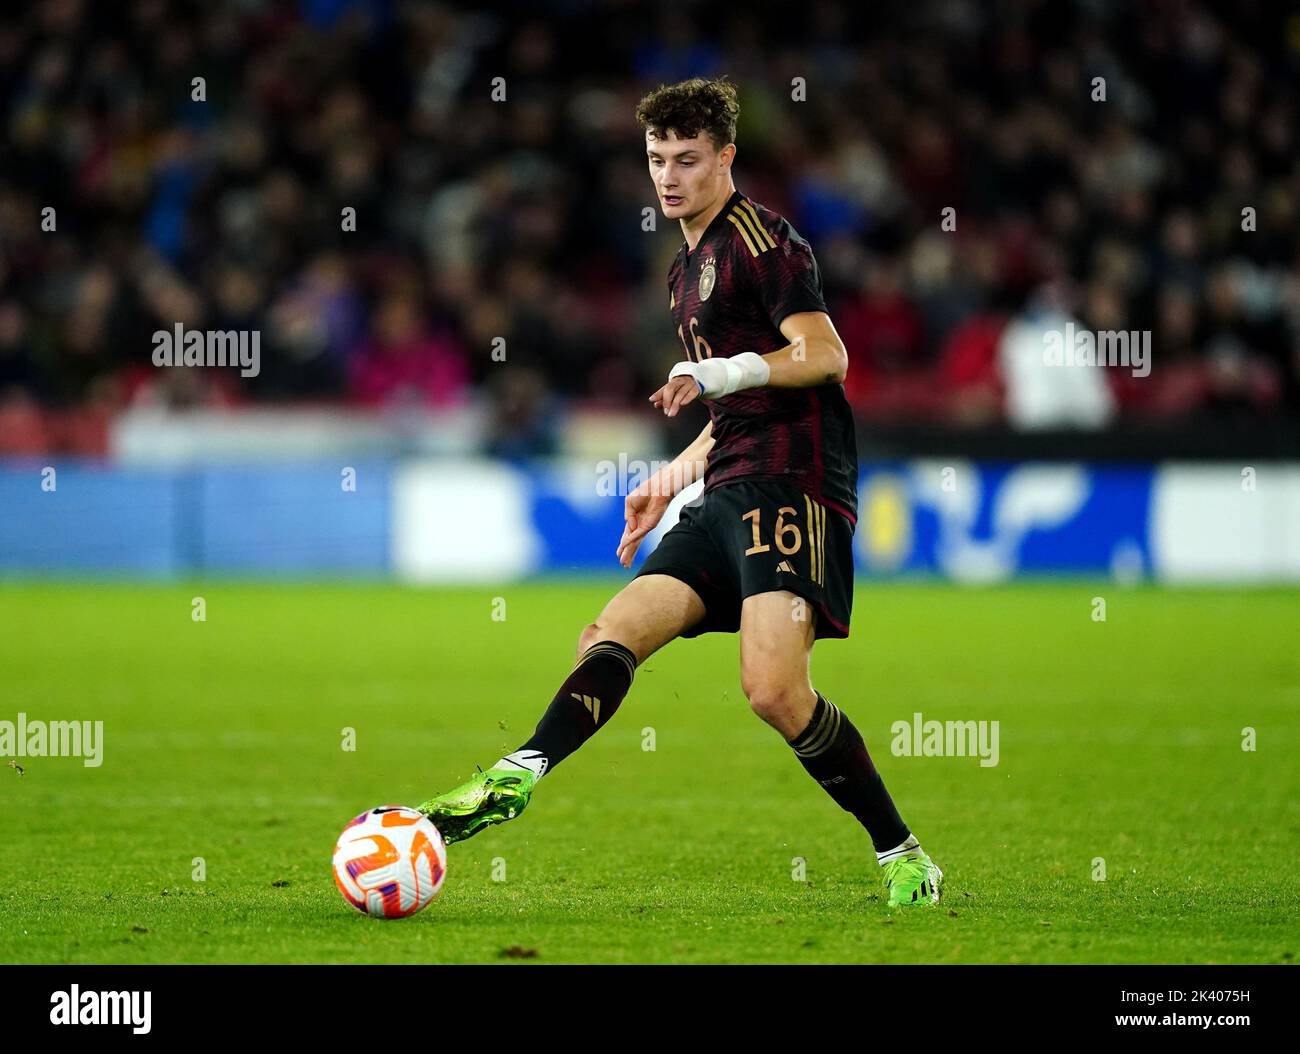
[738,235,828,331]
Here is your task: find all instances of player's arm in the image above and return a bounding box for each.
[616,421,713,567]
[651,311,848,416]
[760,310,848,387]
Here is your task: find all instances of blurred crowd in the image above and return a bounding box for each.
[1,0,1299,456]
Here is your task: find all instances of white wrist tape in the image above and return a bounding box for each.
[668,352,770,399]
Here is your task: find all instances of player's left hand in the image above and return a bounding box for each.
[650,374,701,417]
[616,484,671,567]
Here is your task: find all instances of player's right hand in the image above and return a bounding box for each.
[617,486,671,568]
[649,374,702,417]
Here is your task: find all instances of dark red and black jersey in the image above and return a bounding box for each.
[666,189,858,524]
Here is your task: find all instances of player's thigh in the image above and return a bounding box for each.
[577,573,706,664]
[738,590,817,735]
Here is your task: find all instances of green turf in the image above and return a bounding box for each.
[0,580,1296,964]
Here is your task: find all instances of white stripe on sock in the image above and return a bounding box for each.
[495,750,548,778]
[876,834,921,866]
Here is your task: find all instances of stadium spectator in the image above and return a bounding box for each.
[2,0,1299,457]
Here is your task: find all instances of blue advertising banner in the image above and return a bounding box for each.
[854,462,1154,581]
[0,458,1254,584]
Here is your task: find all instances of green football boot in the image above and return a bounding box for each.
[882,851,943,907]
[416,766,537,844]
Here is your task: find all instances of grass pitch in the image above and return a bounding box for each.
[0,580,1296,964]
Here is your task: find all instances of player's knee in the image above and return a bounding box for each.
[576,622,603,657]
[744,678,810,733]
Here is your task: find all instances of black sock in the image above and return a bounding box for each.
[514,641,637,774]
[788,692,911,852]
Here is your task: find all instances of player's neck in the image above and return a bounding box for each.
[682,182,737,253]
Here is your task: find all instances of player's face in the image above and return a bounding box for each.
[647,130,730,222]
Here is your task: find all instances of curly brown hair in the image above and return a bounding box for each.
[635,76,739,149]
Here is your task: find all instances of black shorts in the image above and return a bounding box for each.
[635,480,855,640]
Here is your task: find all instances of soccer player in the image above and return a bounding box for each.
[419,77,943,907]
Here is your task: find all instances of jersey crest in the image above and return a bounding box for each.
[699,258,717,301]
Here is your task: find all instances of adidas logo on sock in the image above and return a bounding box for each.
[571,693,601,724]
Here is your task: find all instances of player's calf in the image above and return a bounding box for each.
[786,692,943,905]
[417,637,638,844]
